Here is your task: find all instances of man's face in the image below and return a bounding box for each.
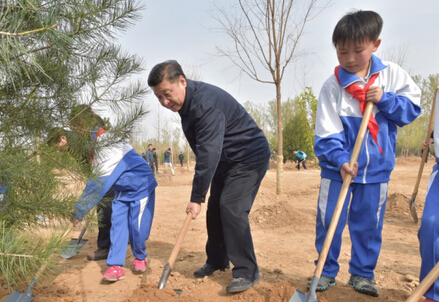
[151,76,187,112]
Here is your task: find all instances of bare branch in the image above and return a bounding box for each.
[213,0,332,195]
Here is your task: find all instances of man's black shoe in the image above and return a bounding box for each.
[86,247,109,261]
[226,277,260,293]
[193,263,230,278]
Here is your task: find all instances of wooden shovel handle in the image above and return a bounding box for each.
[405,261,439,302]
[411,88,438,200]
[168,212,193,268]
[314,101,374,278]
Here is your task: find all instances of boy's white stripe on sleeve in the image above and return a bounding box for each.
[316,79,345,138]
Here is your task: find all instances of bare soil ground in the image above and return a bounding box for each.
[0,157,433,302]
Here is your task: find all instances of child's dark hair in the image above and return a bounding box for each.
[332,10,383,47]
[69,104,105,132]
[147,60,186,87]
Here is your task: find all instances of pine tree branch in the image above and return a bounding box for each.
[0,253,35,258]
[0,23,57,37]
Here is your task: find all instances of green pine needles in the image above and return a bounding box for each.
[0,0,149,290]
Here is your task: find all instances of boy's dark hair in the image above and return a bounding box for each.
[147,60,186,87]
[332,10,383,47]
[69,104,105,132]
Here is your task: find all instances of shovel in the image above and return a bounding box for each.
[4,225,74,301]
[405,261,439,302]
[3,263,46,302]
[290,101,374,302]
[158,211,193,289]
[407,87,438,224]
[60,222,89,259]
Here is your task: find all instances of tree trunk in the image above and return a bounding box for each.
[276,83,283,195]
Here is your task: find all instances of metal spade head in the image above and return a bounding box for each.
[289,289,320,302]
[3,278,37,302]
[60,238,88,259]
[60,225,88,259]
[289,276,321,302]
[408,197,418,224]
[158,263,171,289]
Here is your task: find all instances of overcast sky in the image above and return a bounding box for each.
[117,0,439,140]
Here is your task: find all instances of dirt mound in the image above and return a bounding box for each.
[251,200,309,230]
[127,280,296,302]
[385,192,411,219]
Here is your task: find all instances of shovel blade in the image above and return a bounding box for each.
[60,239,88,259]
[289,289,320,302]
[3,289,35,302]
[158,263,171,289]
[408,198,418,224]
[289,276,320,302]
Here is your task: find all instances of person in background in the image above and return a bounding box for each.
[164,147,175,176]
[152,148,159,174]
[267,150,277,170]
[312,10,421,297]
[146,144,154,170]
[179,151,184,167]
[148,60,270,293]
[293,149,307,171]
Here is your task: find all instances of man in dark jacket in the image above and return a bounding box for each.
[148,60,270,293]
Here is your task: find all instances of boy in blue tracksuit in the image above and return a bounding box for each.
[418,90,439,302]
[312,10,421,297]
[68,109,157,282]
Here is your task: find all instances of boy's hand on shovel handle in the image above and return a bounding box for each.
[340,162,358,182]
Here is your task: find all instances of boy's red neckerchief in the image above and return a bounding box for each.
[334,65,383,154]
[90,127,106,162]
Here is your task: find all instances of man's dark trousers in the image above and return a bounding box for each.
[97,188,114,248]
[205,158,267,281]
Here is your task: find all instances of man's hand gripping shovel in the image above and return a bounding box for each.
[289,101,374,302]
